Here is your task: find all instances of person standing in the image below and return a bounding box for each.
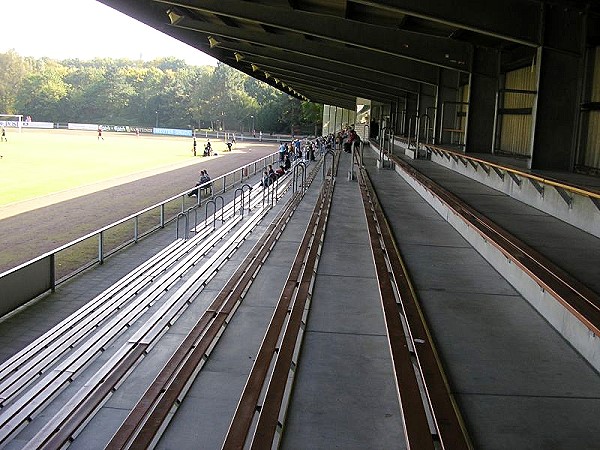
[97,126,104,141]
[192,137,197,156]
[1,127,6,142]
[278,142,287,162]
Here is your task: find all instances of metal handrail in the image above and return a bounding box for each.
[175,212,189,240]
[439,101,469,145]
[430,145,600,201]
[425,107,437,144]
[407,115,420,150]
[421,114,432,145]
[293,162,307,194]
[234,183,253,218]
[204,195,224,229]
[399,110,407,135]
[0,152,279,318]
[323,150,335,179]
[214,195,225,223]
[241,184,252,213]
[234,188,244,218]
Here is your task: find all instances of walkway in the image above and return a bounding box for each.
[0,148,599,449]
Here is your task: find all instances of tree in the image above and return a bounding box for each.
[206,63,258,131]
[0,50,31,113]
[15,60,69,121]
[4,51,323,134]
[300,102,323,135]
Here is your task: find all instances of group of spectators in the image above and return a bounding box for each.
[337,126,361,153]
[277,137,323,164]
[189,126,363,194]
[261,162,290,188]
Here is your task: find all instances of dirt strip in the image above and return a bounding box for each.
[0,144,277,273]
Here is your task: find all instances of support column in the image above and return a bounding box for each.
[419,85,437,144]
[466,47,499,154]
[531,4,587,171]
[405,94,418,138]
[435,69,460,146]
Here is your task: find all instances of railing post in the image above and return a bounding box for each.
[323,150,335,179]
[50,254,56,292]
[234,188,244,218]
[242,183,252,213]
[205,200,218,229]
[359,140,364,167]
[214,195,225,222]
[175,212,184,239]
[98,231,104,265]
[134,216,139,243]
[439,103,446,144]
[160,204,165,228]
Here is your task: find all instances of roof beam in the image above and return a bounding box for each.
[241,58,401,102]
[216,52,362,106]
[170,15,439,85]
[352,0,543,46]
[263,70,398,104]
[205,37,417,95]
[154,0,472,71]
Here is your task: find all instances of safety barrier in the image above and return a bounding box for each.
[0,152,279,319]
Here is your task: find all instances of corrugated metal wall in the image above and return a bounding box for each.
[584,47,600,170]
[456,84,469,146]
[499,66,537,156]
[322,105,331,135]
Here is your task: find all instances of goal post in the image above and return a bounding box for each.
[0,114,23,132]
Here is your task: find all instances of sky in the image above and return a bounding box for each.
[0,0,217,66]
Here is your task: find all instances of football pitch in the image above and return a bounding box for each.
[0,129,227,207]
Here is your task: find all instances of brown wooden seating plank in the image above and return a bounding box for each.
[360,168,472,449]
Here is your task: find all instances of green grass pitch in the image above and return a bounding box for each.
[0,129,223,206]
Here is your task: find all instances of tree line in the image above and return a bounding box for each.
[0,50,323,134]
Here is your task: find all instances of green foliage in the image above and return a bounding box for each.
[0,51,322,134]
[0,50,33,114]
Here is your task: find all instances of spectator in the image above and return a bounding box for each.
[268,164,277,183]
[278,142,287,162]
[293,139,301,159]
[284,154,291,171]
[261,170,271,188]
[188,170,211,197]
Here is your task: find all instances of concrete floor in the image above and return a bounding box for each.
[1,149,599,449]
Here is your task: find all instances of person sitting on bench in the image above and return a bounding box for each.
[188,170,211,197]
